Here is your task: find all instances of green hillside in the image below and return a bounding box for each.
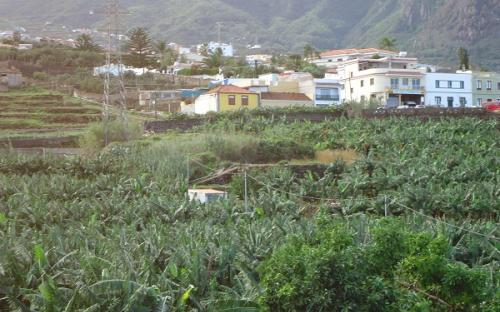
[0,0,499,69]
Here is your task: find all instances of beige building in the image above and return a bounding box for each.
[260,92,313,108]
[342,57,426,107]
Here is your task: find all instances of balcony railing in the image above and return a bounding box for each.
[316,95,340,101]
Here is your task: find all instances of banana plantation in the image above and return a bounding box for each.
[0,115,498,311]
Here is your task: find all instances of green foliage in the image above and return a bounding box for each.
[32,71,49,81]
[0,44,104,70]
[126,27,153,68]
[379,37,397,51]
[259,218,498,311]
[75,34,101,52]
[177,67,219,76]
[0,116,498,311]
[80,120,144,149]
[458,47,470,70]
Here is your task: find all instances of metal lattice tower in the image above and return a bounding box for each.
[102,0,129,145]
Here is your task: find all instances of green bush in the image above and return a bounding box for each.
[259,218,497,312]
[32,71,49,81]
[80,120,144,149]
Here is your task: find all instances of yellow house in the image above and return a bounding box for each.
[194,85,259,114]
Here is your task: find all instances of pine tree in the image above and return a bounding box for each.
[126,27,152,68]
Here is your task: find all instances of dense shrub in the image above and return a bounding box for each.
[259,218,498,312]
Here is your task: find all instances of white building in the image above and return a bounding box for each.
[205,42,234,57]
[342,57,426,107]
[246,54,273,66]
[424,71,473,107]
[188,189,227,204]
[313,48,400,69]
[298,77,343,107]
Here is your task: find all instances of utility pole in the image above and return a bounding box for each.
[186,156,190,186]
[216,22,223,44]
[384,195,389,217]
[244,167,248,213]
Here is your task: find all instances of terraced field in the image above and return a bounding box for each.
[0,88,104,148]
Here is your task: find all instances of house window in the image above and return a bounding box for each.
[360,95,366,102]
[316,88,340,101]
[350,88,354,94]
[476,98,482,107]
[476,80,482,90]
[402,78,409,86]
[448,81,453,88]
[435,96,442,106]
[412,79,421,89]
[435,80,440,88]
[228,95,236,105]
[497,82,500,90]
[360,80,364,87]
[447,97,454,107]
[242,95,249,106]
[370,78,374,85]
[487,80,492,90]
[459,97,467,107]
[460,81,464,89]
[390,78,399,89]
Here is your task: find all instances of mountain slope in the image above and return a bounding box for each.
[0,0,498,69]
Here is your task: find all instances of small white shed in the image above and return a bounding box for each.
[188,189,228,204]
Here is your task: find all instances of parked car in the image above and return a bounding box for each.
[483,101,500,112]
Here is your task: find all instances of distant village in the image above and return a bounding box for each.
[1,25,500,114]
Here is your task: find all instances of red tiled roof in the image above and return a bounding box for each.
[206,84,256,94]
[261,92,312,101]
[320,48,398,58]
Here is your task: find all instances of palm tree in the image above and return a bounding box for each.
[379,37,397,51]
[203,47,223,69]
[303,44,316,60]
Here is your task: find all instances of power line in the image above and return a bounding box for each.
[397,203,500,241]
[188,158,499,241]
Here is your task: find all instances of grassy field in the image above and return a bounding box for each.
[0,115,498,311]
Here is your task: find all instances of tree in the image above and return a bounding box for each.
[203,47,223,69]
[126,27,152,68]
[379,37,397,51]
[153,40,178,72]
[154,40,168,55]
[303,44,316,60]
[159,48,178,72]
[12,31,22,46]
[199,43,209,57]
[75,34,101,52]
[286,54,304,71]
[457,47,470,70]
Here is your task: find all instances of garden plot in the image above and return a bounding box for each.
[0,88,102,147]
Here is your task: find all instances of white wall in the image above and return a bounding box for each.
[425,72,473,107]
[194,93,218,114]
